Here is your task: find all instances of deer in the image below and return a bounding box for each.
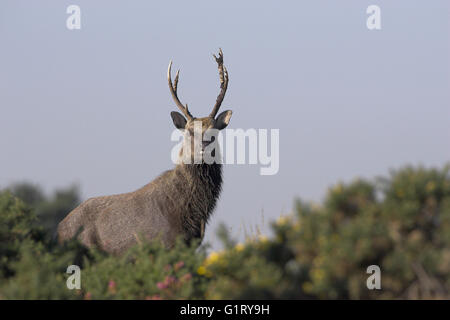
[57,49,232,255]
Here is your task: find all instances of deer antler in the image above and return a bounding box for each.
[209,48,229,118]
[168,61,193,120]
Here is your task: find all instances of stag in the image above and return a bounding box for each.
[57,49,232,254]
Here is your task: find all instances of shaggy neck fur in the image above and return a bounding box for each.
[172,162,223,242]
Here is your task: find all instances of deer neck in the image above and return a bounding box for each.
[174,163,223,241]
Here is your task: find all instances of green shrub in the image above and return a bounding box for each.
[0,240,83,299]
[1,165,449,299]
[9,183,80,235]
[197,165,450,299]
[80,239,208,300]
[0,191,44,279]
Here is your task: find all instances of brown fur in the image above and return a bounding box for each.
[57,160,222,255]
[57,117,228,254]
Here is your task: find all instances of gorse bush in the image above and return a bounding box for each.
[0,192,45,279]
[9,183,79,235]
[0,164,449,299]
[80,240,208,300]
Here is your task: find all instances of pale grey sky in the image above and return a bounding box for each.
[1,0,449,246]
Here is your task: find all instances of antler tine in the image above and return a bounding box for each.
[168,61,193,120]
[209,48,229,118]
[174,69,179,93]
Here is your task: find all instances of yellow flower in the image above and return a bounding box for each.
[276,216,289,226]
[197,266,212,277]
[258,235,269,244]
[197,266,207,275]
[235,243,245,252]
[205,251,221,266]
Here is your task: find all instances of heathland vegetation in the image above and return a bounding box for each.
[0,164,449,299]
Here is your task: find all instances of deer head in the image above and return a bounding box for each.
[168,49,232,164]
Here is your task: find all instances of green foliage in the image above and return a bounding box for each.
[1,165,449,299]
[80,239,207,300]
[9,183,80,234]
[0,191,44,279]
[188,165,450,299]
[0,240,84,299]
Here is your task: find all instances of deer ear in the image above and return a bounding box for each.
[214,110,232,130]
[171,111,187,130]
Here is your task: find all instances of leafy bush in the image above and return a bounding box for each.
[0,240,84,299]
[0,165,449,299]
[9,183,80,235]
[0,191,44,279]
[80,239,207,300]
